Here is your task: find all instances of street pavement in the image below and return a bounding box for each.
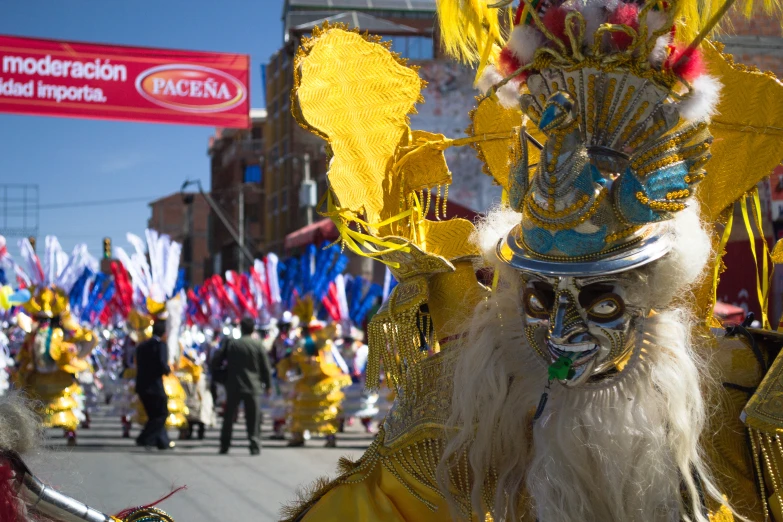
[26,406,374,522]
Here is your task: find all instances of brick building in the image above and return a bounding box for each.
[148,192,210,285]
[207,108,267,277]
[722,11,783,77]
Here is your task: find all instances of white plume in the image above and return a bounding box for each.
[649,34,671,67]
[506,25,544,63]
[646,9,669,34]
[476,65,520,109]
[677,75,722,123]
[470,205,520,264]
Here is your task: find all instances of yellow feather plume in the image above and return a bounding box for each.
[672,0,783,44]
[436,0,512,64]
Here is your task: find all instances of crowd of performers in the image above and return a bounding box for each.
[0,232,395,447]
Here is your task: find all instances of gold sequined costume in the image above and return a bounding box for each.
[14,316,91,432]
[13,271,97,436]
[279,300,352,440]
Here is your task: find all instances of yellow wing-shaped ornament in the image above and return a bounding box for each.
[293,25,495,397]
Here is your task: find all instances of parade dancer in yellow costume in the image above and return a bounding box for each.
[176,334,214,440]
[281,0,783,519]
[279,297,351,448]
[13,236,97,446]
[116,230,188,434]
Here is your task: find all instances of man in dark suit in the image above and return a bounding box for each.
[135,319,174,450]
[212,316,272,455]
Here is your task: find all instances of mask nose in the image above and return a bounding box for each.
[549,292,588,345]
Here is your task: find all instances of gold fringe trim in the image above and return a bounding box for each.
[748,427,783,521]
[366,279,429,396]
[279,476,336,522]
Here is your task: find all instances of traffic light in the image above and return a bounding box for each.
[103,237,111,259]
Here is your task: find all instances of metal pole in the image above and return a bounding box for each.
[181,180,254,264]
[183,194,194,283]
[238,185,245,272]
[303,153,312,226]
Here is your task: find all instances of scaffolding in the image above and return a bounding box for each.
[0,184,39,238]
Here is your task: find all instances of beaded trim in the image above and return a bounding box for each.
[519,233,645,262]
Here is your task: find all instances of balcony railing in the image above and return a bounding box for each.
[220,138,265,166]
[241,139,265,155]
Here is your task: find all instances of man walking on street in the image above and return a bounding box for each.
[135,319,174,450]
[212,316,272,455]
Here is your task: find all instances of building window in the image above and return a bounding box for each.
[390,36,434,61]
[271,193,278,216]
[244,164,262,184]
[281,188,289,212]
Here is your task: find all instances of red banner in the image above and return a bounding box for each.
[0,34,250,128]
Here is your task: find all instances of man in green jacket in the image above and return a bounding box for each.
[212,316,272,455]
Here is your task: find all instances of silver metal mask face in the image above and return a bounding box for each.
[520,272,648,387]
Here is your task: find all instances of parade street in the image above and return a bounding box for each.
[27,406,373,522]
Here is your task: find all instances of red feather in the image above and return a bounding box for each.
[499,47,521,75]
[608,3,639,49]
[0,465,20,521]
[514,2,525,25]
[665,44,705,82]
[542,7,569,45]
[114,486,186,520]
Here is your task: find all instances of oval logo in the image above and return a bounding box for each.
[135,64,246,113]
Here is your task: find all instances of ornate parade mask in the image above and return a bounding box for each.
[486,1,721,388]
[520,271,648,386]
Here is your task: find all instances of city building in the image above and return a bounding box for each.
[147,192,210,286]
[723,11,783,77]
[206,108,267,277]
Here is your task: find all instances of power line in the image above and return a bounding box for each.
[39,195,162,210]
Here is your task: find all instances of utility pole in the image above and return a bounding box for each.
[180,179,254,265]
[300,152,314,226]
[182,192,194,284]
[238,185,245,273]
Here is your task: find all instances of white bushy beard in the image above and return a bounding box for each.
[438,195,721,522]
[528,308,714,522]
[438,277,717,521]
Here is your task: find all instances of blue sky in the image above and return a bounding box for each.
[0,0,282,255]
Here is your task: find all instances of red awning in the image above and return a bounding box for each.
[713,300,746,325]
[284,218,339,251]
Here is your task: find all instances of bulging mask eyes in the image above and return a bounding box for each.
[528,293,546,313]
[523,283,554,320]
[585,294,625,322]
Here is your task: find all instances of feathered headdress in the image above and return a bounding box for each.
[115,230,182,318]
[16,236,97,318]
[435,0,783,274]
